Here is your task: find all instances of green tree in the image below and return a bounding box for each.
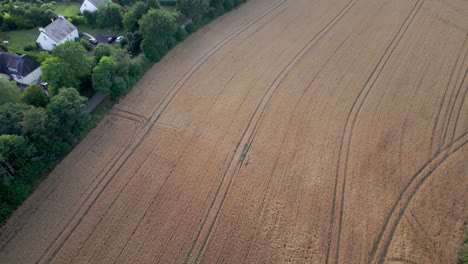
[28,7,57,27]
[82,10,97,26]
[125,31,143,55]
[0,77,21,105]
[51,41,93,79]
[111,48,131,85]
[36,51,51,63]
[123,10,138,32]
[92,49,131,99]
[41,57,78,95]
[97,2,124,30]
[0,103,33,135]
[147,0,160,9]
[177,0,209,19]
[94,43,113,63]
[139,8,178,61]
[0,135,36,176]
[133,1,148,19]
[46,88,89,142]
[21,85,49,107]
[92,56,115,95]
[20,107,47,141]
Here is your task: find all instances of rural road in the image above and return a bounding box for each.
[0,0,467,263]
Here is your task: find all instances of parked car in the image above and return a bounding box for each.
[116,36,124,43]
[78,32,84,37]
[89,38,98,45]
[107,36,117,43]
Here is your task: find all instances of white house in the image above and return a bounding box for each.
[36,16,79,51]
[80,0,108,13]
[0,52,42,86]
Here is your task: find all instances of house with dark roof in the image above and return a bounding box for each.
[0,52,41,86]
[36,16,79,51]
[80,0,109,13]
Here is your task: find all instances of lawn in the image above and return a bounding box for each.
[0,28,38,54]
[54,3,81,17]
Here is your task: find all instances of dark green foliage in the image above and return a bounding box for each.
[0,77,21,105]
[52,41,93,80]
[128,57,144,85]
[21,85,49,107]
[83,10,97,26]
[96,2,124,30]
[94,43,113,63]
[28,7,58,27]
[1,16,17,31]
[46,88,89,142]
[71,16,86,25]
[176,0,209,19]
[125,31,143,55]
[42,41,93,94]
[139,8,178,61]
[92,56,116,95]
[123,10,138,32]
[41,57,78,94]
[92,46,133,98]
[20,107,47,141]
[185,22,197,34]
[1,4,57,31]
[133,1,149,19]
[23,42,38,51]
[223,0,234,11]
[0,103,33,135]
[0,43,8,52]
[80,39,94,51]
[0,88,90,223]
[0,134,37,172]
[147,0,160,9]
[175,27,188,41]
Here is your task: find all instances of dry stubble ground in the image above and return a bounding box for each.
[0,0,467,263]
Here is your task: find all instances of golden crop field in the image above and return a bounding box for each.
[0,0,466,263]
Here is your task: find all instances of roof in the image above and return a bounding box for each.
[0,52,41,77]
[87,0,106,7]
[40,16,77,43]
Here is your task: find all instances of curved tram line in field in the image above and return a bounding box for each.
[326,1,424,263]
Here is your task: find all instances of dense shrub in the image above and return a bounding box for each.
[175,27,188,42]
[185,23,197,34]
[23,42,38,51]
[71,16,86,25]
[80,39,94,51]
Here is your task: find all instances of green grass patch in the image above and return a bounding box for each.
[54,3,81,17]
[0,28,39,54]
